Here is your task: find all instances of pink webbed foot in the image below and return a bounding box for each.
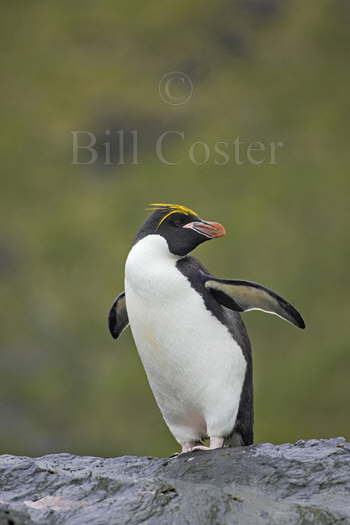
[180,441,197,454]
[191,445,211,451]
[178,437,225,454]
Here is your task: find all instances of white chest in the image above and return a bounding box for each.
[124,235,246,443]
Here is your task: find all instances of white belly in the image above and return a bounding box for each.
[125,235,246,444]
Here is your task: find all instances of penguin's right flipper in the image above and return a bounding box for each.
[108,292,129,339]
[204,277,305,329]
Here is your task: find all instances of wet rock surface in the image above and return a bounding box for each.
[0,437,349,525]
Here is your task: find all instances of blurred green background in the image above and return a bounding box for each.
[1,0,349,458]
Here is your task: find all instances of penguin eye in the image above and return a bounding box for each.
[173,219,182,227]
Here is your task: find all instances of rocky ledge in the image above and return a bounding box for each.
[0,437,349,525]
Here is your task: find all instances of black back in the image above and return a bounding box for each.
[176,256,254,446]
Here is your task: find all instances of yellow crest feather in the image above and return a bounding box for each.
[146,203,198,227]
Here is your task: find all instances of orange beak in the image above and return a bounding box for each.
[183,220,226,238]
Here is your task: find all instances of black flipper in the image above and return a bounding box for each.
[108,292,129,339]
[176,256,305,448]
[204,277,305,329]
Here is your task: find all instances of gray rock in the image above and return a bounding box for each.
[0,437,349,525]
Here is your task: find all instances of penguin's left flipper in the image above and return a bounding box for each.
[204,278,305,329]
[108,291,129,339]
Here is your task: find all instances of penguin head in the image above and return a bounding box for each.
[135,203,226,256]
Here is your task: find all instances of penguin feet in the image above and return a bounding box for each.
[180,441,197,453]
[179,437,224,454]
[192,437,224,451]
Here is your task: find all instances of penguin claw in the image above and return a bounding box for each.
[191,445,211,451]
